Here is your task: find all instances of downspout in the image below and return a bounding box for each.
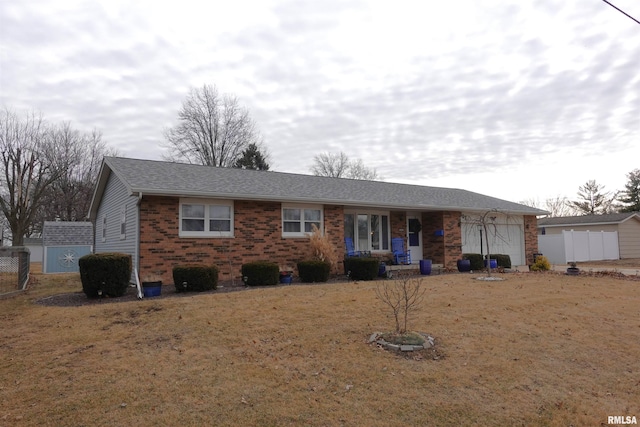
[135,192,142,281]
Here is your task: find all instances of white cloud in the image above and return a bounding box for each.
[1,0,639,204]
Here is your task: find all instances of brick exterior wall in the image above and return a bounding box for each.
[421,211,462,270]
[138,195,534,282]
[139,196,344,283]
[523,215,539,265]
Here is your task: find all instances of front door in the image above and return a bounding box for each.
[407,215,423,264]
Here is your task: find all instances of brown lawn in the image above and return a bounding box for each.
[1,268,639,426]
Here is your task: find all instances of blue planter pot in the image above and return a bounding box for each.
[142,281,162,297]
[484,259,498,269]
[419,259,432,275]
[279,274,292,284]
[457,259,471,272]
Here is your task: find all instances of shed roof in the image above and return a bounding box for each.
[42,221,93,246]
[538,212,640,227]
[89,157,547,220]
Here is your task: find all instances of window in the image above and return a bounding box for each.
[120,206,126,240]
[179,199,233,237]
[282,205,322,237]
[344,211,389,252]
[101,215,107,242]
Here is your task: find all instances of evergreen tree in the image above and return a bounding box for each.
[618,169,640,212]
[233,143,270,170]
[569,180,617,215]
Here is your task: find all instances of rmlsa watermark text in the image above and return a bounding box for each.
[608,415,637,425]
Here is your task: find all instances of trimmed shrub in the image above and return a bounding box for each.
[462,253,483,271]
[241,261,279,286]
[529,255,551,271]
[79,253,132,298]
[344,257,379,281]
[173,265,218,292]
[297,260,330,283]
[491,254,512,269]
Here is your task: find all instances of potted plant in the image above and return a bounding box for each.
[279,270,293,284]
[457,259,471,272]
[141,273,163,297]
[566,262,580,276]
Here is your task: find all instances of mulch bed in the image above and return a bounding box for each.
[34,275,367,307]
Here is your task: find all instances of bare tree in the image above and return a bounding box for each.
[520,196,575,217]
[347,158,379,180]
[376,276,426,334]
[163,84,262,167]
[462,209,520,277]
[0,109,68,246]
[544,196,576,217]
[311,152,350,177]
[36,125,119,227]
[311,151,380,180]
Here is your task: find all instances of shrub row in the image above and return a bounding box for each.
[79,253,132,298]
[173,265,218,292]
[462,253,512,270]
[241,261,279,286]
[344,257,379,281]
[297,260,330,283]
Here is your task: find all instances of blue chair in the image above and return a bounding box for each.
[391,237,411,265]
[344,237,361,257]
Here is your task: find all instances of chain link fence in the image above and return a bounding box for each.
[0,247,30,296]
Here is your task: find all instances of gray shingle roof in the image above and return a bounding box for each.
[538,212,640,227]
[94,157,546,216]
[42,221,93,246]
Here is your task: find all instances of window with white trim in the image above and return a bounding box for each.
[344,211,390,252]
[179,199,234,237]
[282,205,322,237]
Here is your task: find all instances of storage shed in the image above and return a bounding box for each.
[42,221,93,273]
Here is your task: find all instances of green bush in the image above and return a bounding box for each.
[241,261,279,286]
[462,253,483,271]
[529,255,551,271]
[344,257,379,281]
[297,260,330,283]
[491,254,512,269]
[79,253,132,298]
[173,265,218,292]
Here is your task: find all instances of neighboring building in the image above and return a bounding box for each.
[42,221,93,273]
[88,157,546,283]
[538,213,640,259]
[23,237,44,264]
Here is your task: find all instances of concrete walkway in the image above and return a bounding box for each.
[550,264,640,276]
[511,264,640,276]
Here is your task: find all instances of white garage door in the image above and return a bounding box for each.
[461,218,525,266]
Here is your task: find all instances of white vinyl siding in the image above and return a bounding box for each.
[94,173,139,280]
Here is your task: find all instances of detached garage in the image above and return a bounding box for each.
[42,221,93,273]
[538,213,640,260]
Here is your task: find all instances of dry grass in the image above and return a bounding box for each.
[1,269,639,426]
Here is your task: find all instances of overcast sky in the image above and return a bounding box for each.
[1,0,639,205]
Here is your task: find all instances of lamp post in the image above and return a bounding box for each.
[477,224,483,260]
